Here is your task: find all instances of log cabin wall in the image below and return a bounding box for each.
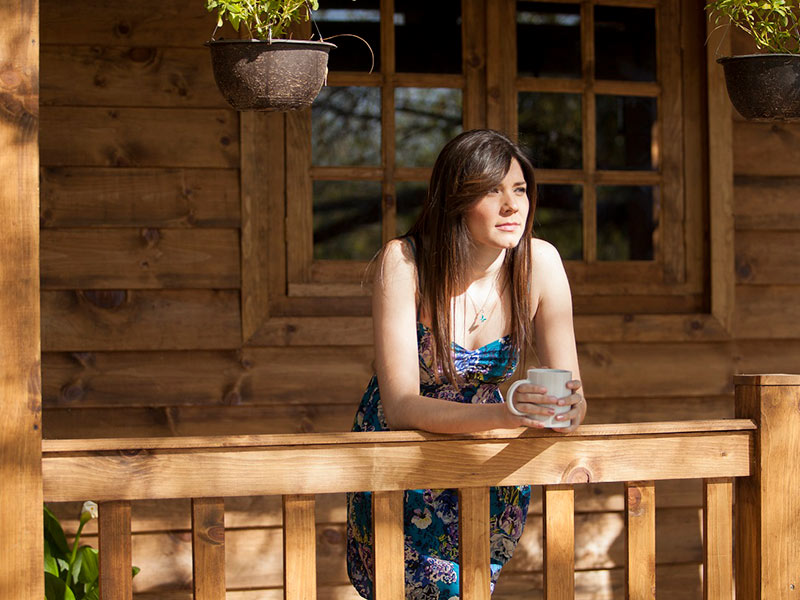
[38,1,799,599]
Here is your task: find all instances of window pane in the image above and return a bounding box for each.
[597,185,658,261]
[396,88,462,167]
[596,95,657,171]
[395,0,462,73]
[396,181,427,236]
[313,181,382,260]
[594,6,656,82]
[517,2,581,78]
[315,1,381,72]
[312,87,381,166]
[534,184,582,260]
[519,92,582,169]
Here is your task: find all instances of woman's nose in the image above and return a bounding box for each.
[502,193,519,214]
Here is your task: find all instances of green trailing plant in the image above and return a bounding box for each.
[206,0,320,41]
[706,0,800,54]
[44,502,139,600]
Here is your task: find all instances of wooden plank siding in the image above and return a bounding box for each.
[34,1,800,600]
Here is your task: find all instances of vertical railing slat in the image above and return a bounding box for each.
[283,494,317,600]
[625,481,656,600]
[459,486,491,600]
[192,497,226,600]
[98,500,132,600]
[703,478,734,600]
[543,485,575,600]
[373,490,405,600]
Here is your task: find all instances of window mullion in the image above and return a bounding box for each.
[582,0,597,263]
[381,0,397,244]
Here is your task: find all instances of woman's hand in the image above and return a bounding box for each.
[505,378,586,432]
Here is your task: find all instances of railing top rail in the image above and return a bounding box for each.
[42,419,756,454]
[734,373,800,385]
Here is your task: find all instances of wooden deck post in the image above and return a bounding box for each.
[734,374,800,599]
[0,0,42,599]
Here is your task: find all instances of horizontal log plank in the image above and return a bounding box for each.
[40,167,240,228]
[42,428,752,501]
[734,121,800,177]
[42,289,241,351]
[41,46,226,108]
[40,107,238,168]
[41,228,240,289]
[734,285,800,339]
[47,480,705,541]
[734,176,800,231]
[735,230,800,285]
[42,346,373,407]
[41,0,236,46]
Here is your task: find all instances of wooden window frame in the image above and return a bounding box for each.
[241,0,734,346]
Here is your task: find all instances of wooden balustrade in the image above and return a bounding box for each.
[41,375,800,599]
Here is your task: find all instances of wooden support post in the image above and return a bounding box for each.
[283,494,316,600]
[373,490,404,600]
[0,0,42,599]
[459,487,491,600]
[703,478,733,600]
[734,374,800,599]
[543,485,575,600]
[625,481,656,600]
[192,497,226,600]
[98,501,133,600]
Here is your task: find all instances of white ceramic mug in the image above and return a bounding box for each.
[506,368,573,428]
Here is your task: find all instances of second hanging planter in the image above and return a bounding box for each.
[717,54,800,121]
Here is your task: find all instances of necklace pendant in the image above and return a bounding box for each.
[479,312,487,323]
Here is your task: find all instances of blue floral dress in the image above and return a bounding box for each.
[346,322,531,599]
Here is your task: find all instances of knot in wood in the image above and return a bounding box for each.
[119,448,148,458]
[563,462,592,483]
[142,228,161,246]
[81,290,127,309]
[627,486,644,515]
[205,525,225,544]
[60,382,84,403]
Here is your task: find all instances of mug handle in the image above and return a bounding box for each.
[506,379,527,417]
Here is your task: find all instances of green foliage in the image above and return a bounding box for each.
[206,0,320,40]
[44,504,138,600]
[706,0,800,53]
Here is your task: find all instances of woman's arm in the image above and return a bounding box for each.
[372,239,540,433]
[524,239,586,432]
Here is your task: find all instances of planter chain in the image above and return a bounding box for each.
[306,0,325,42]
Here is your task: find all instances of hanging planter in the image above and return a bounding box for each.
[206,38,335,111]
[706,0,800,121]
[205,0,335,112]
[717,54,800,120]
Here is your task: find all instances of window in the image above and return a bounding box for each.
[275,0,707,315]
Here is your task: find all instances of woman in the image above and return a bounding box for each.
[346,129,586,599]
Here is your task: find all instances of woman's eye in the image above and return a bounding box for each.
[515,187,527,195]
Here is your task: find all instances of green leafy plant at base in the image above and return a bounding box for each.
[44,502,139,600]
[206,0,320,41]
[706,0,800,53]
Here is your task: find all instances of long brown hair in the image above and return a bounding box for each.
[406,129,537,384]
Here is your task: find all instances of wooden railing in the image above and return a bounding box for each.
[41,374,800,599]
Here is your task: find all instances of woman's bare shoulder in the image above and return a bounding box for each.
[529,237,564,270]
[374,238,418,285]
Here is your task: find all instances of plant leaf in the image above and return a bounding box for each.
[44,505,70,557]
[44,572,77,600]
[44,539,60,576]
[76,547,99,584]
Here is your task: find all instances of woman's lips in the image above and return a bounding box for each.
[496,223,520,231]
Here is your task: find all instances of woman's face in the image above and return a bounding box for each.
[464,158,530,251]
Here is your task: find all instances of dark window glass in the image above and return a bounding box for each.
[596,95,657,171]
[396,181,427,236]
[396,88,462,167]
[518,92,582,169]
[534,184,582,260]
[312,87,381,166]
[517,2,581,78]
[315,0,381,72]
[395,0,462,73]
[313,181,382,260]
[594,6,656,82]
[596,185,658,260]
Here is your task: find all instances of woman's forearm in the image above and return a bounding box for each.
[383,394,514,433]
